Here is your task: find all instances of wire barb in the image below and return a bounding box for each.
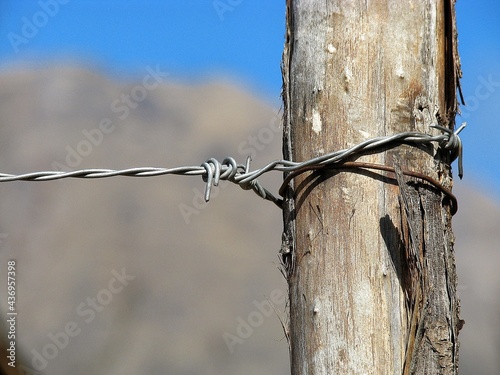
[0,125,465,212]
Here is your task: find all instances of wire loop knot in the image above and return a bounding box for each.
[432,122,466,179]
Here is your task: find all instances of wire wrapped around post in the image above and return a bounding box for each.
[0,124,465,214]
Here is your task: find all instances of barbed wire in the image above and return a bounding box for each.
[0,123,465,213]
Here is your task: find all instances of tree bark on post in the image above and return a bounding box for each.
[280,1,463,374]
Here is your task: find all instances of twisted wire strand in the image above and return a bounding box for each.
[0,124,465,211]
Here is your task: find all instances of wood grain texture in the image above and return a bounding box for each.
[281,1,462,373]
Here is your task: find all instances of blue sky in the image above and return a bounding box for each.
[0,1,498,197]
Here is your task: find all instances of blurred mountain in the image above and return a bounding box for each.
[0,66,497,375]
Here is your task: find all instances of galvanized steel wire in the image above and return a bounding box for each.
[0,124,465,211]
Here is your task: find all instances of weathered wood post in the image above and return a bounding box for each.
[280,1,462,373]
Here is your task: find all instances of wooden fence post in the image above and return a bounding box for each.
[280,1,463,373]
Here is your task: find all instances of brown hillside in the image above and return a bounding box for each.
[0,66,497,375]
